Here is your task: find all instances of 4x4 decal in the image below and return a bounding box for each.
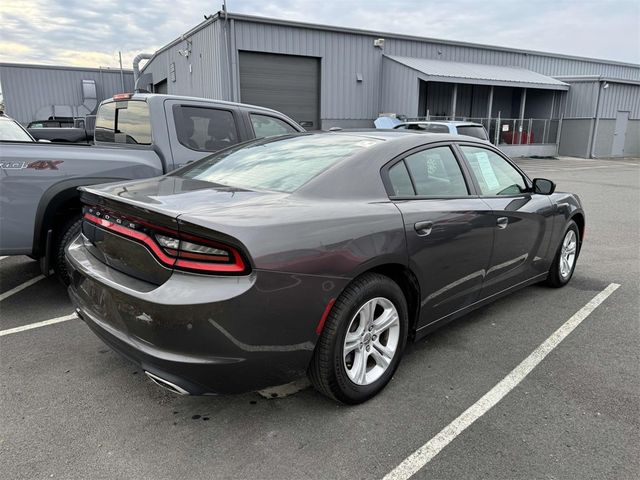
[0,160,64,170]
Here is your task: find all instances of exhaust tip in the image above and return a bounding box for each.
[144,371,190,395]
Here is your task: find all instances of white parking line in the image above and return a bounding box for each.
[383,283,621,480]
[0,313,78,337]
[0,256,8,261]
[0,275,45,302]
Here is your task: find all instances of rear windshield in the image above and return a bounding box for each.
[398,123,450,134]
[177,134,380,193]
[0,117,33,142]
[456,125,488,140]
[94,100,152,144]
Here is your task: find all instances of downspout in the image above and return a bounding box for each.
[589,78,604,158]
[133,53,154,91]
[229,19,239,102]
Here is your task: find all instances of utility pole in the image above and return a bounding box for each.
[118,51,125,91]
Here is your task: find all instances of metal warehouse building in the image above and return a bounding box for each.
[0,63,134,125]
[137,12,640,158]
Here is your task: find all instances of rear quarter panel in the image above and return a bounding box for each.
[178,198,408,278]
[0,142,163,254]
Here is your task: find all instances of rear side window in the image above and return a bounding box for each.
[402,146,468,196]
[250,114,298,138]
[178,134,380,193]
[95,101,151,145]
[173,105,239,152]
[388,162,414,196]
[457,125,488,140]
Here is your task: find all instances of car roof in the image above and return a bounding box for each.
[114,93,291,117]
[320,129,469,143]
[296,130,488,199]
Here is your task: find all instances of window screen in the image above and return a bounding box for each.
[173,105,239,152]
[250,114,298,138]
[95,101,151,144]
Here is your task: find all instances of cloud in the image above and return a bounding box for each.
[0,0,638,68]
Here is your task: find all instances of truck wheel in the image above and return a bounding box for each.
[53,215,82,285]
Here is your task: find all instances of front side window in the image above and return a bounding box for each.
[250,114,298,138]
[173,105,239,152]
[460,146,527,196]
[178,134,380,193]
[391,146,468,197]
[95,100,152,145]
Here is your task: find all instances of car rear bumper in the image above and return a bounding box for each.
[66,234,347,394]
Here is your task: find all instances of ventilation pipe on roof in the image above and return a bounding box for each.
[133,53,154,91]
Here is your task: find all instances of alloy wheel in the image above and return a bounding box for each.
[559,229,577,279]
[342,297,400,386]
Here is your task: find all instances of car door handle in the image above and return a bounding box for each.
[496,217,509,229]
[414,221,433,236]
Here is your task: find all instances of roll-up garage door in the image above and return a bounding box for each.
[239,51,320,130]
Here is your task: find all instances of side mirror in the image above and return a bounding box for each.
[532,178,556,195]
[37,139,52,143]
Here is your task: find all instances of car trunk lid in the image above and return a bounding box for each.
[79,176,275,284]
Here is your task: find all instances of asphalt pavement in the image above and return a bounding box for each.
[1,156,638,480]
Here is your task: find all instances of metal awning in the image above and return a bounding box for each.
[384,55,570,90]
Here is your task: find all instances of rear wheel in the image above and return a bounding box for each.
[308,273,408,404]
[53,215,82,285]
[545,220,579,288]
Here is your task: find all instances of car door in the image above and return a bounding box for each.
[456,144,556,298]
[163,100,246,169]
[384,143,495,328]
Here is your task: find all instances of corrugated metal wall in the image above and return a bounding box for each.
[564,81,599,117]
[142,20,229,100]
[232,22,383,121]
[599,82,640,118]
[0,64,134,124]
[142,16,640,123]
[564,80,640,119]
[381,57,419,117]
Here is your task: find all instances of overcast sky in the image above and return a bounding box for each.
[1,0,639,70]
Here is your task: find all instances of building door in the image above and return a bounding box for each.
[239,51,320,130]
[612,111,629,156]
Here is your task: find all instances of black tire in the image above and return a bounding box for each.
[53,215,82,285]
[308,272,408,404]
[545,220,580,288]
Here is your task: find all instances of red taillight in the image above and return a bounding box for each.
[112,93,133,101]
[83,212,247,274]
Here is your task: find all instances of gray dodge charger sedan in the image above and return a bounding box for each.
[66,131,584,404]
